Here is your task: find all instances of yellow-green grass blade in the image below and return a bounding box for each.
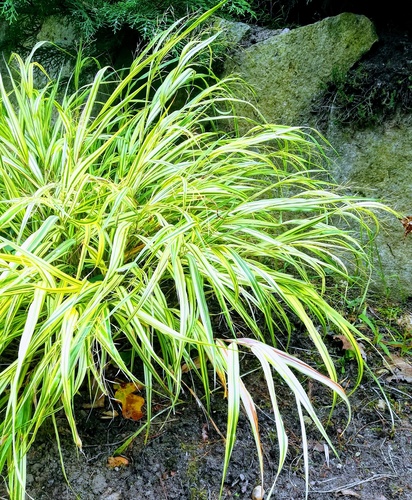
[218,340,240,498]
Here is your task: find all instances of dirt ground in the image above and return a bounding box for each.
[2,20,412,500]
[15,342,412,500]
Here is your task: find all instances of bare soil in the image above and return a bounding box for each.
[15,343,412,500]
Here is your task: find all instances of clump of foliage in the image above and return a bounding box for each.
[0,0,335,56]
[0,0,255,50]
[0,0,257,67]
[0,5,394,500]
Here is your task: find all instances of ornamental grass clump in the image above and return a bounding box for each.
[0,6,393,500]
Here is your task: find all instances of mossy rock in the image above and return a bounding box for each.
[225,13,378,127]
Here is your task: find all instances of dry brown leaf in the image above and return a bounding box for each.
[333,335,366,359]
[82,398,105,409]
[400,215,412,237]
[181,356,201,373]
[333,334,354,351]
[107,456,129,468]
[385,355,412,383]
[114,381,145,421]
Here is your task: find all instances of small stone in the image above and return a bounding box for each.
[376,399,386,411]
[252,485,264,500]
[303,415,313,426]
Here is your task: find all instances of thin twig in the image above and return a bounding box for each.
[383,384,412,401]
[310,473,397,494]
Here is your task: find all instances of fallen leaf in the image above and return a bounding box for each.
[312,441,324,453]
[114,381,144,421]
[333,334,353,351]
[400,215,412,237]
[385,355,412,383]
[107,456,129,468]
[333,335,367,359]
[181,356,201,373]
[396,312,412,333]
[82,398,105,409]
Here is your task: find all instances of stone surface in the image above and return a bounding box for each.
[215,18,251,49]
[328,116,412,298]
[223,14,412,297]
[34,15,78,79]
[225,13,378,126]
[36,15,77,48]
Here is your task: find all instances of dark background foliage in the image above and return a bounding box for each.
[1,1,410,125]
[1,0,410,58]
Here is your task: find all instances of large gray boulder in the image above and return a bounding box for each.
[225,13,378,126]
[329,117,412,298]
[224,14,412,298]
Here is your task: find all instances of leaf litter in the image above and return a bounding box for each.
[114,381,145,421]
